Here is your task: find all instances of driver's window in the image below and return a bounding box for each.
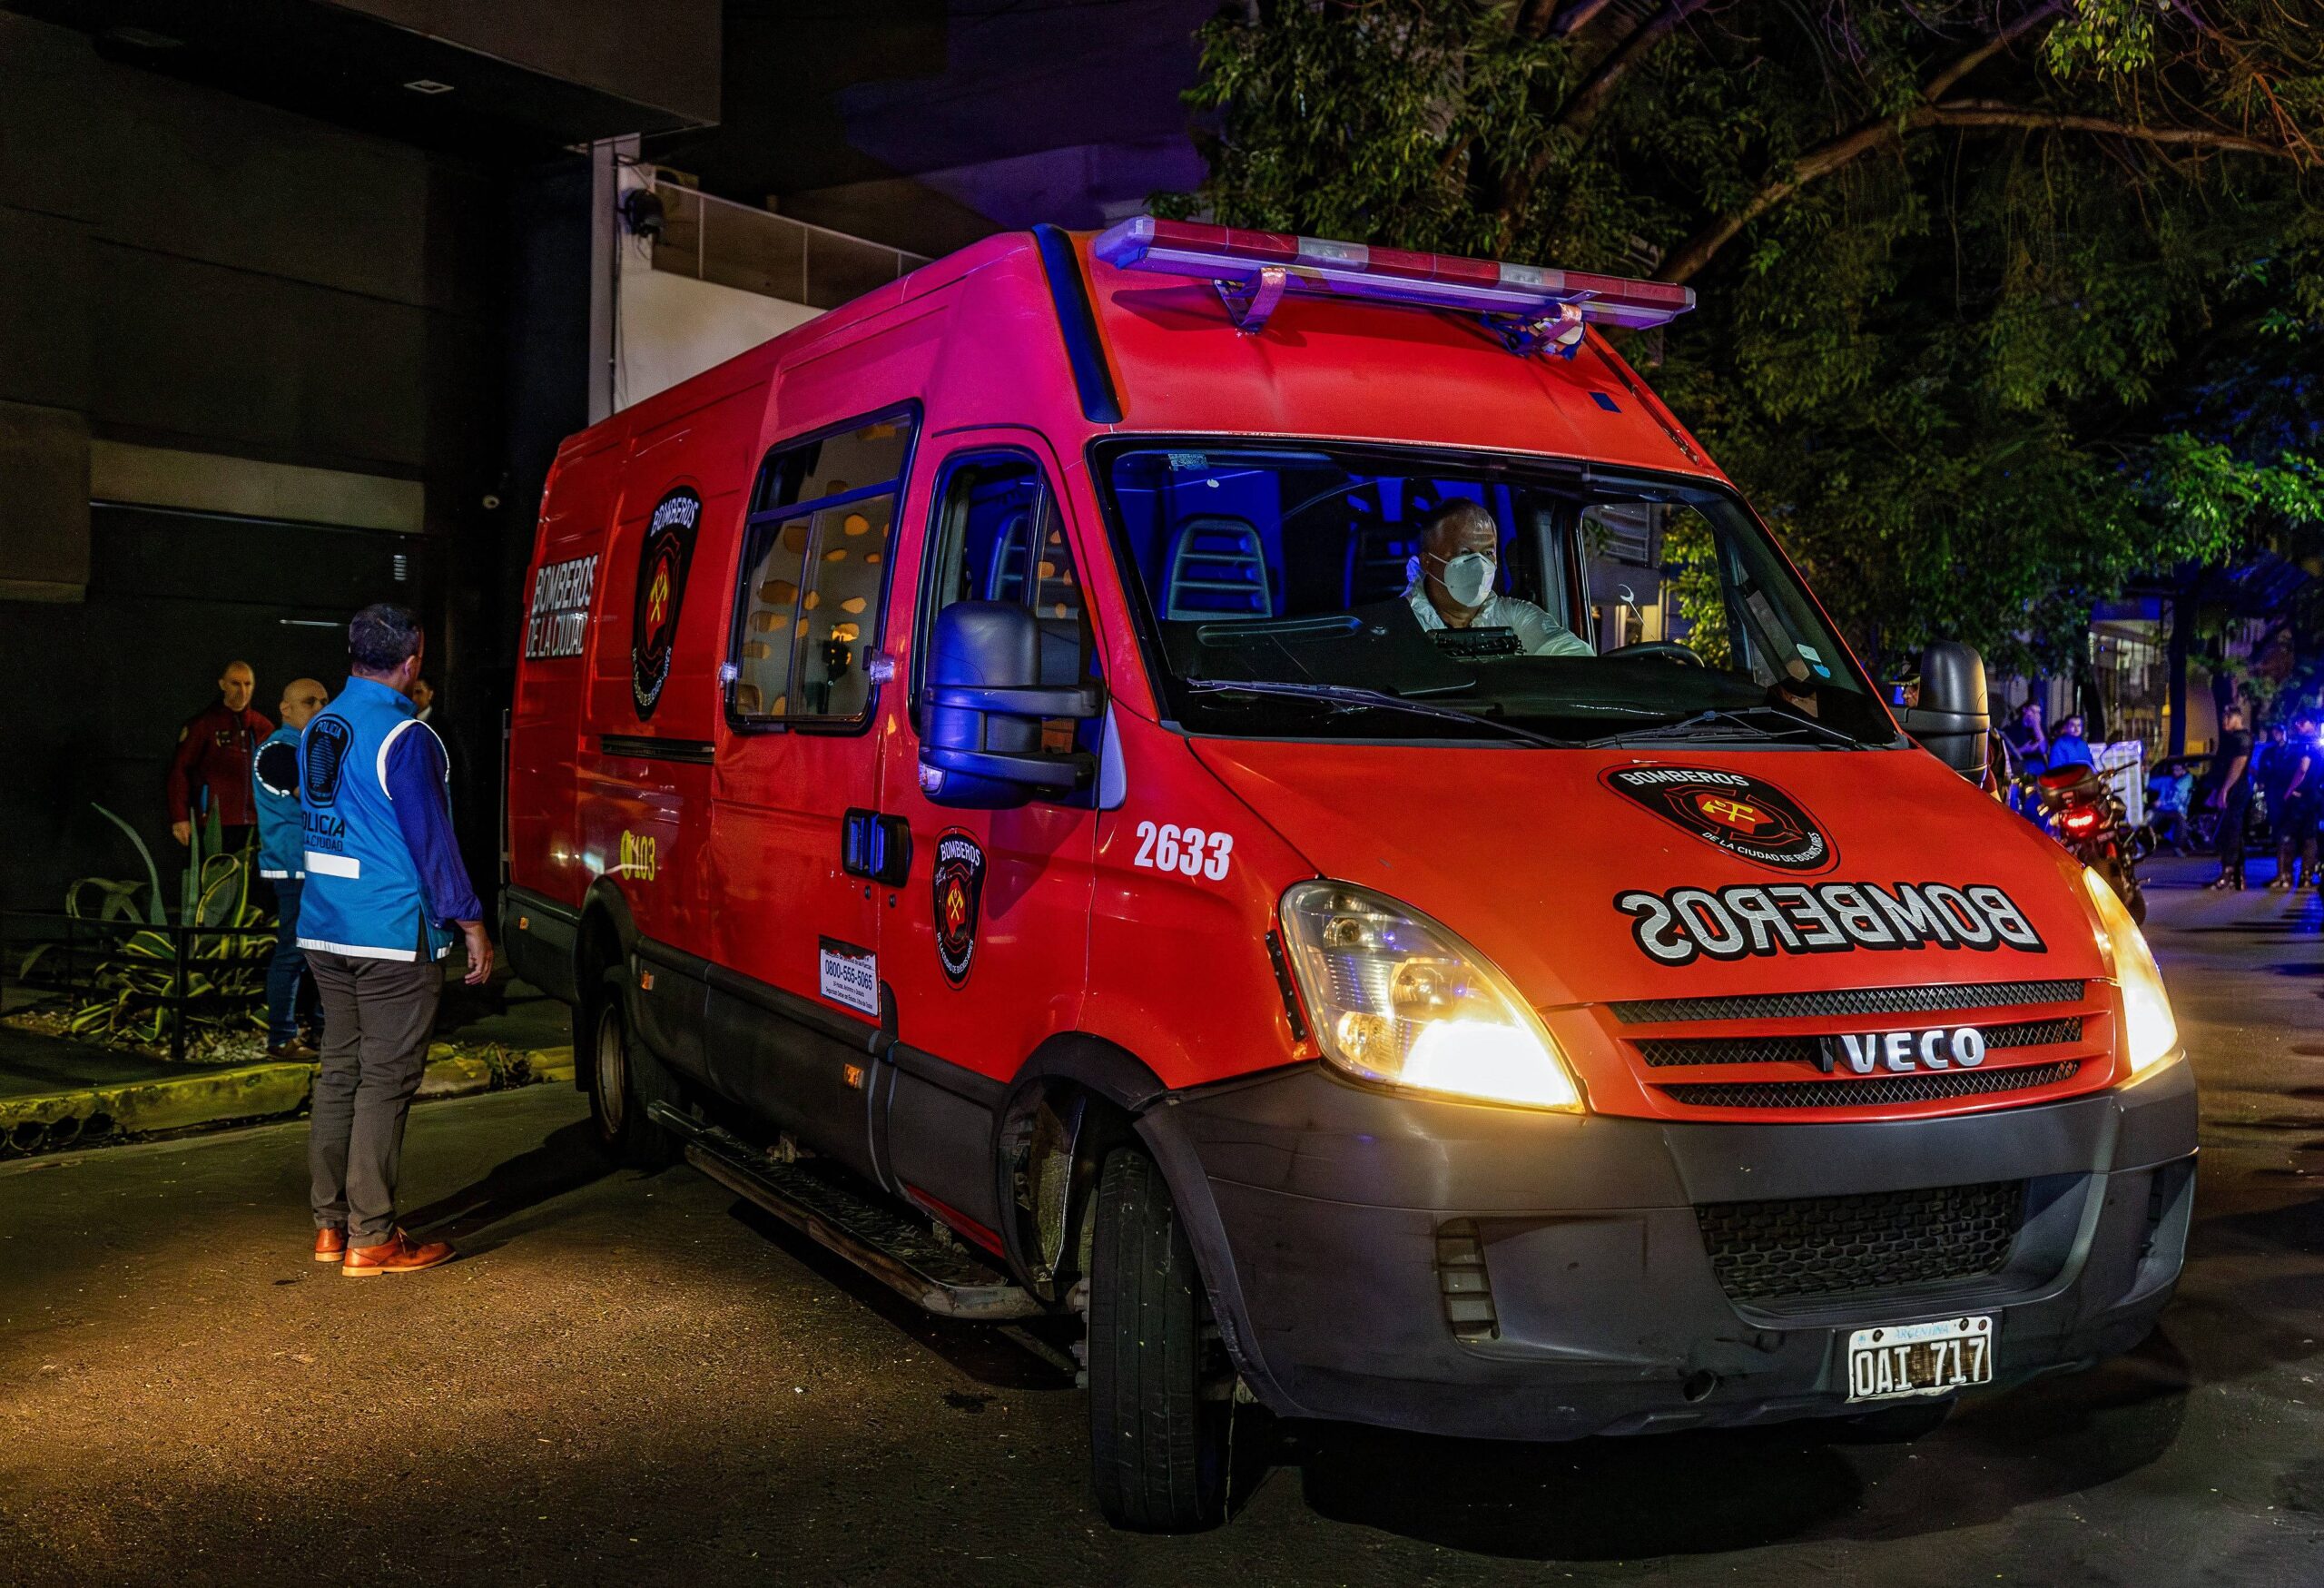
[918,452,1098,755]
[1581,502,1663,653]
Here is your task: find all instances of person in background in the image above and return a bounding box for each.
[2255,724,2292,865]
[299,606,490,1277]
[2003,701,2048,774]
[2210,705,2255,891]
[2049,715,2097,771]
[2270,713,2318,891]
[409,676,435,724]
[253,678,330,1059]
[2148,760,2197,854]
[2002,701,2048,822]
[166,660,271,852]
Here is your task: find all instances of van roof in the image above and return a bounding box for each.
[557,228,1722,488]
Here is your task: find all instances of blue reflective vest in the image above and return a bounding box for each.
[251,725,306,879]
[296,676,451,962]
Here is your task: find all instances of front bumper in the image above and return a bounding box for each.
[1137,1056,2197,1441]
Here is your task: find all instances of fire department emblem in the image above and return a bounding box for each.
[931,829,986,988]
[631,486,701,719]
[1601,764,1835,873]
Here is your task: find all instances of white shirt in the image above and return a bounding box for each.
[1406,586,1595,657]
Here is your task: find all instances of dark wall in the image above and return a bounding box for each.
[340,0,720,126]
[0,13,541,913]
[9,507,438,911]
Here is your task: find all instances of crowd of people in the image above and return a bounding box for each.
[167,658,450,1058]
[1993,695,2320,892]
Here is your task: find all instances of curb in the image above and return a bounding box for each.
[0,1041,577,1159]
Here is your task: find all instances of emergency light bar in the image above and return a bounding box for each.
[1089,216,1694,356]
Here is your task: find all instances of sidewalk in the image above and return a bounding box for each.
[0,962,574,1159]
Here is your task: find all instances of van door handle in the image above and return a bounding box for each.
[841,809,912,886]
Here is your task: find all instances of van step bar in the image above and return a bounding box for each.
[648,1101,1044,1321]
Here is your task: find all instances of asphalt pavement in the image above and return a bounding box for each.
[3,856,2321,1587]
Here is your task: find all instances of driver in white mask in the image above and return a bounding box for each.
[1405,499,1594,657]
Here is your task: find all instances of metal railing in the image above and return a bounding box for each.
[1,909,271,1065]
[650,181,931,311]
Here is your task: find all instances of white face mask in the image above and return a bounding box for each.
[1431,551,1495,609]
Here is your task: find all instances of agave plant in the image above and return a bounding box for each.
[16,804,275,1052]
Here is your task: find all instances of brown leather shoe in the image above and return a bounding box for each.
[342,1228,455,1277]
[313,1227,347,1263]
[268,1040,320,1060]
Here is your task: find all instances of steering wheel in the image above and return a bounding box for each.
[1603,640,1705,666]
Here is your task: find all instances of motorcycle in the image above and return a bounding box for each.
[2025,763,2148,923]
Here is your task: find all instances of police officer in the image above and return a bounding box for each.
[298,605,491,1276]
[166,660,271,850]
[253,678,330,1059]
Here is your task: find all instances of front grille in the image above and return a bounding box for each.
[1696,1179,2026,1303]
[1610,979,2086,1026]
[1637,1016,2083,1068]
[1659,1059,2082,1110]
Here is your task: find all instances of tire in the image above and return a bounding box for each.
[1086,1147,1230,1533]
[588,989,683,1169]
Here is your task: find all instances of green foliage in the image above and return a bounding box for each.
[1169,0,2324,675]
[1661,510,1730,668]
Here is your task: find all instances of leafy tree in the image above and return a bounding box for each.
[1163,0,2324,676]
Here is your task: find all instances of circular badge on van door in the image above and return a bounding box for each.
[631,486,702,719]
[1601,764,1836,873]
[931,829,987,988]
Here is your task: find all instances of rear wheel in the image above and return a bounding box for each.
[1086,1147,1231,1533]
[588,990,682,1169]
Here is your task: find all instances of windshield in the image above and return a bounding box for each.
[1093,439,1897,748]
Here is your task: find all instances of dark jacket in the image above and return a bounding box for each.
[166,701,274,827]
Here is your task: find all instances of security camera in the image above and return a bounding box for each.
[619,188,665,243]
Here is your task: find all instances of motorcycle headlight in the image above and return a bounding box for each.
[1277,882,1583,1111]
[2081,865,2181,1081]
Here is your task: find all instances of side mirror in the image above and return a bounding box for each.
[919,601,1104,809]
[1895,640,1989,782]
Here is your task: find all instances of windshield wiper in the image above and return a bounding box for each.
[1187,679,1575,748]
[1586,705,1869,751]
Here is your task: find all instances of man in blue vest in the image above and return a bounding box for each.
[252,676,330,1059]
[298,604,492,1277]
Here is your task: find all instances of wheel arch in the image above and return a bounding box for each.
[990,1031,1285,1413]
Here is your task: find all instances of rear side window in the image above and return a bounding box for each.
[729,410,917,728]
[918,452,1098,755]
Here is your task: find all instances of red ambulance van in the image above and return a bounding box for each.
[505,219,2195,1532]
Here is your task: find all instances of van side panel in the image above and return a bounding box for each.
[702,307,950,1180]
[508,435,627,919]
[572,366,772,987]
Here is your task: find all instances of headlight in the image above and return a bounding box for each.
[1277,882,1582,1111]
[2080,866,2180,1080]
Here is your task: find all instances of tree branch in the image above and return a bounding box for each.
[1541,0,1619,37]
[1554,0,1712,144]
[1657,2,2081,285]
[1923,0,2063,100]
[1655,118,1902,284]
[1494,0,1713,247]
[1929,101,2302,162]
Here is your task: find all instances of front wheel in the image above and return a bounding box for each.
[1086,1147,1231,1532]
